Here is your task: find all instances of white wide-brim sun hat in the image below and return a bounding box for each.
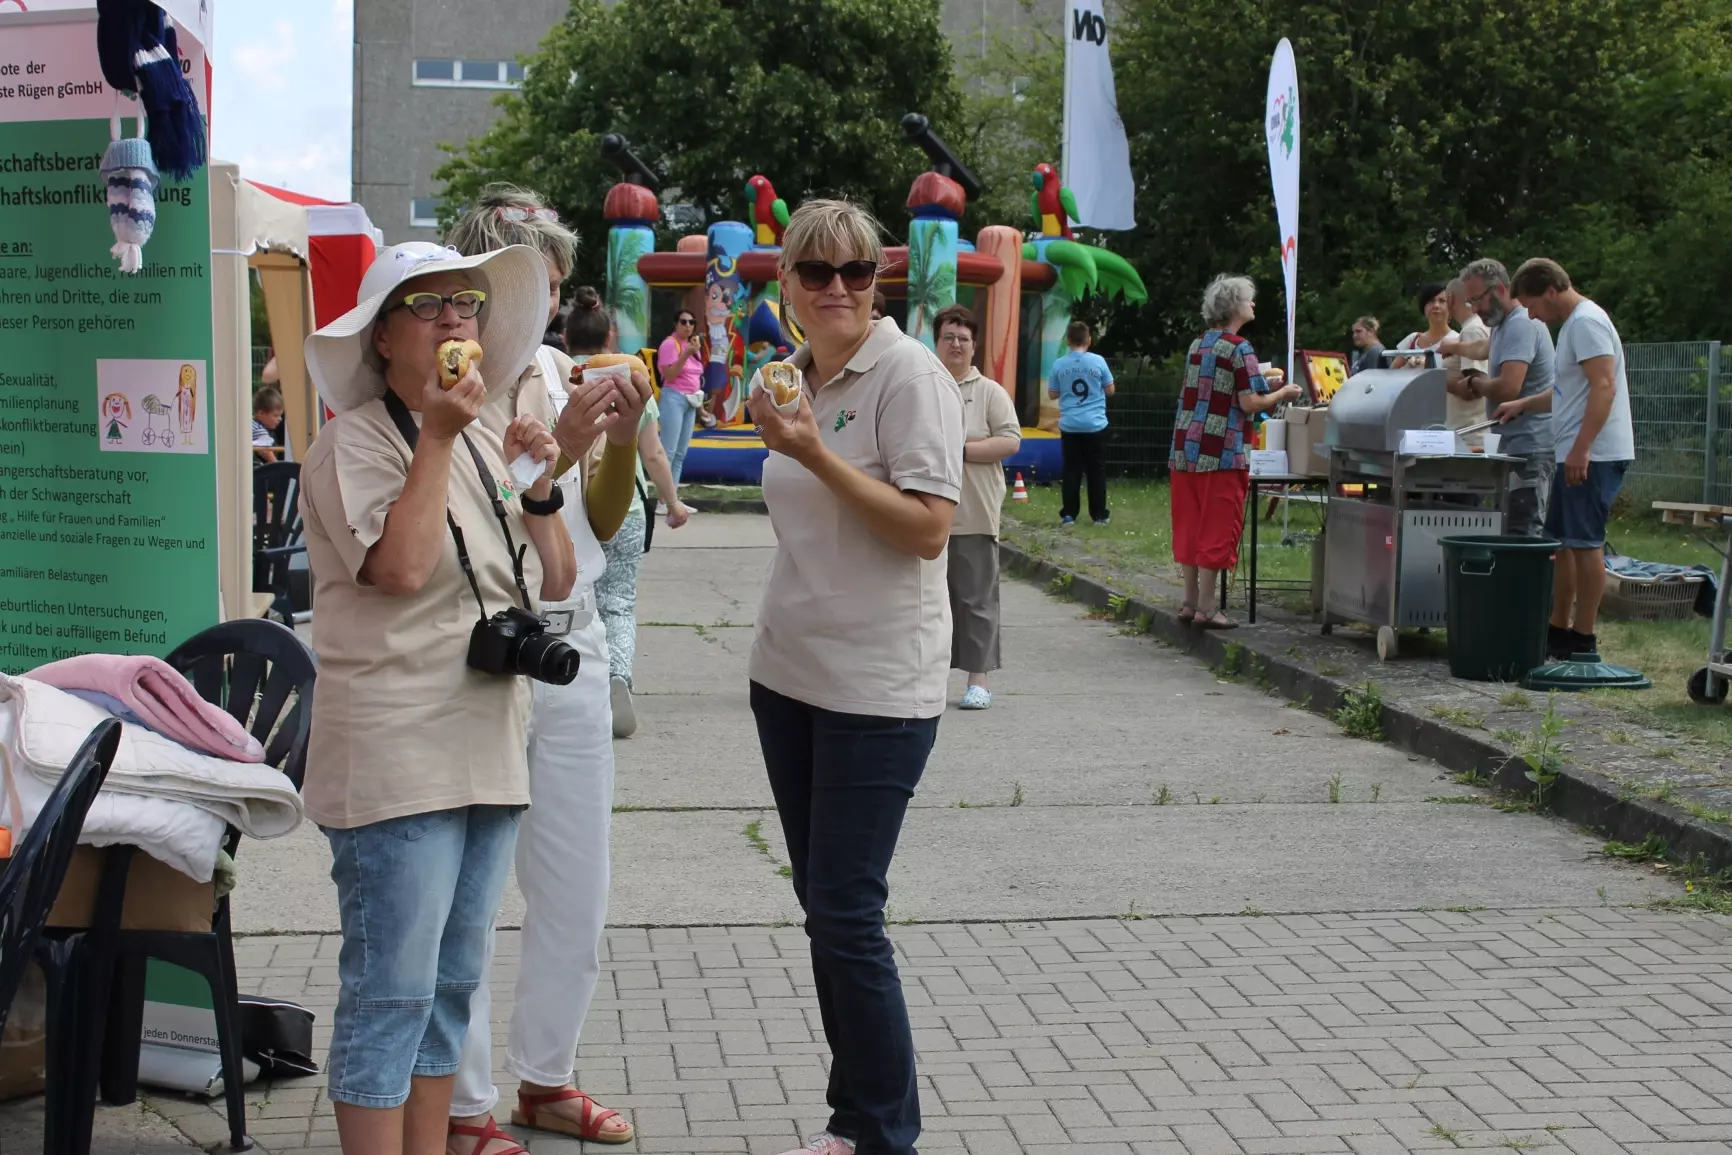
[306,241,551,414]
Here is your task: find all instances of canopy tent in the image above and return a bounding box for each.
[235,179,381,459]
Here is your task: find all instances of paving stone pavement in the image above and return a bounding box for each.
[161,910,1732,1155]
[14,515,1729,1154]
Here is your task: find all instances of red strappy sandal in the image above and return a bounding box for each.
[448,1115,527,1155]
[513,1087,635,1144]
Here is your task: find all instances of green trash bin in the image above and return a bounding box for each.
[1438,535,1560,682]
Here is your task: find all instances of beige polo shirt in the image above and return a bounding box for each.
[951,369,1021,539]
[749,319,965,719]
[299,396,543,829]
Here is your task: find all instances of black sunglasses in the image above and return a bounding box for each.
[794,260,877,292]
[677,316,695,325]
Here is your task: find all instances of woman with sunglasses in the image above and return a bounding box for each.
[745,200,964,1155]
[441,189,646,1154]
[656,309,706,484]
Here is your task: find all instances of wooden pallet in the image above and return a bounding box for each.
[1652,501,1732,528]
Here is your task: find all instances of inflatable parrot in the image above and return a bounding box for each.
[745,175,790,247]
[1023,163,1148,303]
[1031,163,1077,241]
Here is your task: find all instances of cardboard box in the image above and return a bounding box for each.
[1,848,211,1103]
[48,845,215,933]
[0,964,46,1101]
[1286,406,1328,477]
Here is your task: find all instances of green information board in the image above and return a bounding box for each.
[0,118,218,671]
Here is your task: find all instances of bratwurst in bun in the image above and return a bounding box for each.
[582,352,639,373]
[436,339,484,388]
[762,361,802,413]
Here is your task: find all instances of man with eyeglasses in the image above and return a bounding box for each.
[1440,258,1556,536]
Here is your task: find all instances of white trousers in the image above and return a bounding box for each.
[451,609,614,1116]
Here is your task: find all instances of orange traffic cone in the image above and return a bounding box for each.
[1012,472,1029,502]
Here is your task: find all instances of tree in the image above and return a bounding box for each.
[434,0,967,286]
[1097,0,1732,361]
[952,0,1063,230]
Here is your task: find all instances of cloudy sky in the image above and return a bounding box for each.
[210,1,352,201]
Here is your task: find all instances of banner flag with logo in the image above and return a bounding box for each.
[1264,38,1300,372]
[1062,0,1136,230]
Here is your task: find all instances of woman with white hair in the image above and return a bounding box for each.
[745,199,964,1155]
[1168,275,1301,629]
[442,187,644,1152]
[298,237,647,1155]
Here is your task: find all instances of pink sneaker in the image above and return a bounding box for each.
[776,1135,856,1155]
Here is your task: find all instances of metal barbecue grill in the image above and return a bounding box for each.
[1319,363,1521,660]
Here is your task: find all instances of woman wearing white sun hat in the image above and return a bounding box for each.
[298,240,648,1155]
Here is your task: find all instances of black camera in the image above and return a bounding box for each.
[467,605,580,685]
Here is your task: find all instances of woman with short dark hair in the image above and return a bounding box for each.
[933,303,1020,710]
[1393,282,1454,369]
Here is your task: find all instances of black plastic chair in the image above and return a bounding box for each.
[253,463,305,623]
[0,720,122,1155]
[70,621,315,1153]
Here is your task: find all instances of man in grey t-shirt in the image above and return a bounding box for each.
[1507,258,1636,659]
[1457,258,1555,536]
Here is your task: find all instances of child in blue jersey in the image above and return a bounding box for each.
[1047,320,1115,525]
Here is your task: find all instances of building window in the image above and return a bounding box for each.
[412,58,524,89]
[410,198,439,228]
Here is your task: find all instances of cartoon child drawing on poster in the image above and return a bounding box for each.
[101,393,132,444]
[176,364,197,445]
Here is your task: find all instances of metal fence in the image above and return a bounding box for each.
[1625,341,1730,507]
[1097,356,1183,478]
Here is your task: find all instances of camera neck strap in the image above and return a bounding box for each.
[382,390,533,617]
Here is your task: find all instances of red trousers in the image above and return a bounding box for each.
[1171,468,1250,570]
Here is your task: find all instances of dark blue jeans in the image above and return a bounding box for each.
[750,682,940,1155]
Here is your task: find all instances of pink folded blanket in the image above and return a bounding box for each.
[29,653,266,763]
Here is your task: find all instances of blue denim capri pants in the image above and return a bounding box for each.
[322,804,522,1108]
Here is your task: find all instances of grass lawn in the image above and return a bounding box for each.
[1004,478,1317,587]
[1005,477,1731,755]
[673,484,763,505]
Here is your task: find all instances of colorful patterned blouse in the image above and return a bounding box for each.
[1169,330,1270,473]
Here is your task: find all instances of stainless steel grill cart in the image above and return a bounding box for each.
[1320,365,1522,660]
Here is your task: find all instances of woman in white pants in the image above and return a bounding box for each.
[444,187,640,1154]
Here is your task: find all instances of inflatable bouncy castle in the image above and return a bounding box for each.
[598,119,1146,484]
